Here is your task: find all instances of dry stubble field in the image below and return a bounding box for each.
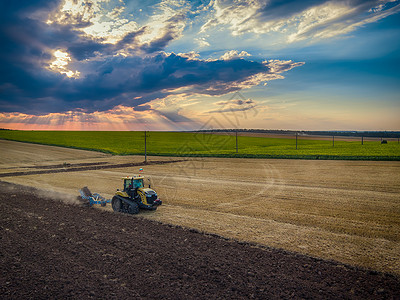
[1,139,399,276]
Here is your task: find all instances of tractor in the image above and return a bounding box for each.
[111,175,162,214]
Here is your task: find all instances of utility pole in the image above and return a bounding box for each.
[235,130,238,154]
[361,136,364,145]
[333,135,335,147]
[296,132,298,150]
[144,131,148,163]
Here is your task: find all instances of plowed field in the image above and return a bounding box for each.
[1,181,399,299]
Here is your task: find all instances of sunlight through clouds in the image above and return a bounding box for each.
[48,50,80,78]
[47,0,139,44]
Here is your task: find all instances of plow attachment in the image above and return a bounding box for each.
[79,186,110,207]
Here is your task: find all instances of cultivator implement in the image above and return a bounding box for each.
[79,186,110,207]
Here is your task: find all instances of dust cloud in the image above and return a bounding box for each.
[33,188,83,206]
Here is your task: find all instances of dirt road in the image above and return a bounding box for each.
[1,181,400,299]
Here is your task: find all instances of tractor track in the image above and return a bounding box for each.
[0,159,185,178]
[5,161,110,170]
[1,181,400,299]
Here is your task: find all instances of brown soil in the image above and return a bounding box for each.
[1,181,399,299]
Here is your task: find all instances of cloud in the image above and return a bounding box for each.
[195,37,210,47]
[134,104,152,112]
[177,51,200,60]
[216,98,255,106]
[141,13,186,53]
[0,29,303,114]
[46,0,139,43]
[43,0,185,60]
[0,0,304,122]
[220,50,251,60]
[207,98,257,113]
[203,0,400,42]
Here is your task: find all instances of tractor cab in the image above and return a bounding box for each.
[123,175,144,191]
[123,175,145,198]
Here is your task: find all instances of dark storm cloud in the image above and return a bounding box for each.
[50,25,151,61]
[0,1,63,112]
[0,0,301,115]
[0,53,271,114]
[0,1,150,113]
[0,0,59,20]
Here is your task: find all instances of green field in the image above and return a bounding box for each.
[0,130,399,160]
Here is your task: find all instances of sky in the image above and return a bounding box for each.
[0,0,399,131]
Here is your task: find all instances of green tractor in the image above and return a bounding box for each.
[111,175,162,214]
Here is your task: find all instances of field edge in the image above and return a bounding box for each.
[1,137,399,161]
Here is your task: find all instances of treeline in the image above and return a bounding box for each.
[194,129,400,138]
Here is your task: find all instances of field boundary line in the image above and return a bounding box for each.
[0,159,186,178]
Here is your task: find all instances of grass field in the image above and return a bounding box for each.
[0,130,399,160]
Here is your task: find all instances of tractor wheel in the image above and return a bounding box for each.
[111,196,122,212]
[128,202,139,215]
